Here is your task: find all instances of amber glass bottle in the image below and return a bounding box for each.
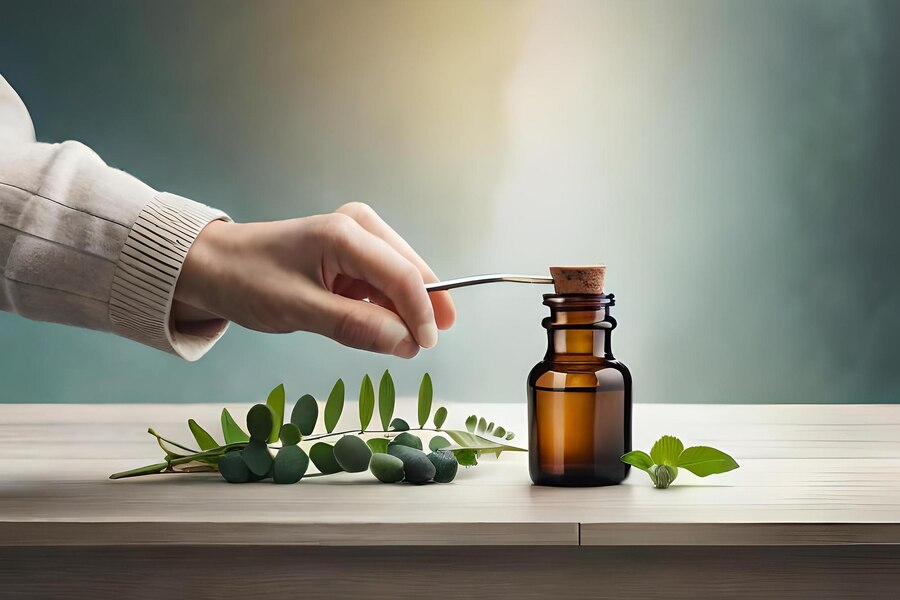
[527,293,632,486]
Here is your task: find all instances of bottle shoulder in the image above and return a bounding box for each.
[528,357,630,374]
[528,358,631,389]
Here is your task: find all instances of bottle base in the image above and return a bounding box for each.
[529,473,626,487]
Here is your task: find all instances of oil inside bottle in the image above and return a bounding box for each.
[527,293,632,486]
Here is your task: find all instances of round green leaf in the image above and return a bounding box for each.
[242,438,273,476]
[218,451,250,483]
[333,435,372,472]
[476,417,487,434]
[291,394,319,436]
[279,423,302,446]
[493,426,507,439]
[366,437,390,455]
[247,467,272,482]
[428,435,451,452]
[389,417,409,431]
[433,406,448,429]
[309,442,343,474]
[369,453,404,483]
[273,445,309,484]
[456,449,478,467]
[387,444,435,484]
[247,404,274,440]
[389,432,422,451]
[427,450,458,483]
[465,415,477,433]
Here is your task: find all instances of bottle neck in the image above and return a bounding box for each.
[542,295,616,362]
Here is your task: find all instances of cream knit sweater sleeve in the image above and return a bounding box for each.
[0,74,229,360]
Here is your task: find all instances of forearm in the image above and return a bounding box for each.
[0,139,230,360]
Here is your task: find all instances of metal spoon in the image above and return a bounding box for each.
[424,274,553,292]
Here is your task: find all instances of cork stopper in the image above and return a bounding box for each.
[549,265,606,294]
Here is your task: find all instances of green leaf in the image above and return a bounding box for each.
[389,417,410,431]
[279,423,302,446]
[487,422,495,434]
[309,442,343,474]
[370,453,405,483]
[218,451,251,483]
[247,404,275,440]
[433,406,448,429]
[265,384,285,443]
[505,432,515,440]
[456,449,478,467]
[493,426,506,439]
[650,435,684,466]
[465,415,477,433]
[378,370,395,431]
[428,450,458,483]
[620,450,654,472]
[417,373,433,428]
[242,438,273,477]
[428,435,451,451]
[324,379,345,434]
[366,437,390,454]
[187,419,218,451]
[359,375,375,430]
[390,432,422,451]
[291,394,318,436]
[109,462,169,479]
[221,408,250,444]
[476,417,487,434]
[273,445,309,484]
[333,435,372,472]
[677,446,740,477]
[442,430,527,456]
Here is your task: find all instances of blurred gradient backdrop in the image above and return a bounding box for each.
[1,0,898,404]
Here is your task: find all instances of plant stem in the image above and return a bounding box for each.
[303,427,439,443]
[148,428,198,454]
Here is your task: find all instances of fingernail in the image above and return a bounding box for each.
[417,322,439,349]
[393,336,420,359]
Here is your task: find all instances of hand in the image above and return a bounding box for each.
[173,202,456,358]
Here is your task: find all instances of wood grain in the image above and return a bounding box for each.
[1,546,898,600]
[1,403,898,547]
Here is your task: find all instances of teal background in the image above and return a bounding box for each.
[1,0,898,404]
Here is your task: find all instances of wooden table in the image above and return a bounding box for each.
[1,402,898,599]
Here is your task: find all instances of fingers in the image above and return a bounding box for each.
[331,274,396,311]
[335,202,456,330]
[322,214,439,349]
[306,287,420,359]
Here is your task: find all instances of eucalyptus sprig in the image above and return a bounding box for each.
[110,372,525,485]
[621,435,739,489]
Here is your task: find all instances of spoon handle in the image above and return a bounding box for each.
[425,274,554,292]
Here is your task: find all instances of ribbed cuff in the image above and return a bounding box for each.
[109,192,230,361]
